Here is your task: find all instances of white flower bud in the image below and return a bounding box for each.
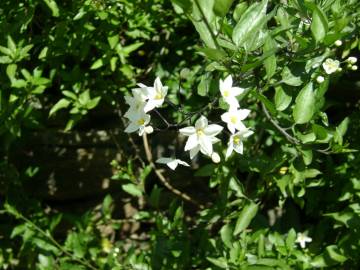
[144,126,154,134]
[211,152,221,163]
[351,65,358,71]
[316,76,325,83]
[334,40,342,47]
[337,67,343,72]
[347,57,358,64]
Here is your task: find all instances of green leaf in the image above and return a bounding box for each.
[6,64,17,82]
[90,58,104,70]
[281,67,302,86]
[171,0,192,13]
[206,257,228,268]
[286,228,296,253]
[263,36,277,79]
[107,35,119,49]
[274,86,292,111]
[325,245,347,263]
[234,202,259,235]
[197,75,209,96]
[7,36,16,52]
[213,0,234,17]
[197,47,226,61]
[220,224,233,248]
[310,4,328,43]
[122,183,143,197]
[49,99,70,116]
[43,0,60,17]
[232,0,268,47]
[293,83,315,124]
[0,45,12,56]
[233,2,248,21]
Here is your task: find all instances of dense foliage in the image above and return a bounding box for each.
[1,0,360,269]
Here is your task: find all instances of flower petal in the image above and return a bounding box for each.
[166,159,179,170]
[226,143,234,159]
[154,77,163,91]
[179,126,196,136]
[184,134,198,151]
[223,75,233,90]
[199,136,213,156]
[190,146,200,159]
[238,109,251,120]
[125,122,138,133]
[231,87,245,96]
[195,115,208,129]
[233,141,244,154]
[204,124,223,137]
[177,160,190,167]
[156,157,173,164]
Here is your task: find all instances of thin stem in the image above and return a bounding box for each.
[142,133,205,209]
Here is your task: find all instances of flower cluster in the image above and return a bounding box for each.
[124,75,253,169]
[124,77,168,136]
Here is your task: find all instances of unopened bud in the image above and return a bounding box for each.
[316,76,325,83]
[334,40,342,47]
[347,57,357,64]
[145,126,154,134]
[351,65,358,71]
[337,67,343,72]
[211,152,221,163]
[279,167,288,175]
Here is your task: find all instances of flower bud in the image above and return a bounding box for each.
[211,152,221,163]
[351,65,358,71]
[347,57,358,64]
[334,40,342,47]
[145,126,154,134]
[316,76,325,83]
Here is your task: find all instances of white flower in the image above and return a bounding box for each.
[219,75,245,109]
[316,76,325,83]
[125,112,153,136]
[124,87,147,118]
[179,116,223,159]
[226,128,254,158]
[296,232,312,249]
[322,58,340,74]
[211,152,221,163]
[347,56,357,64]
[334,40,342,47]
[221,108,250,134]
[143,77,168,113]
[156,157,190,170]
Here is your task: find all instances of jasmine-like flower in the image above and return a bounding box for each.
[179,115,223,159]
[219,75,245,109]
[156,157,190,170]
[316,76,324,84]
[125,112,153,136]
[221,108,250,134]
[296,232,312,249]
[322,58,340,74]
[347,56,357,64]
[226,128,253,158]
[124,87,147,118]
[143,77,168,113]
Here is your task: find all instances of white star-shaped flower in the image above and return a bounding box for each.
[124,87,147,119]
[156,157,190,170]
[322,58,340,74]
[179,116,223,159]
[143,77,168,113]
[221,108,250,134]
[219,75,245,109]
[296,232,312,249]
[226,128,253,158]
[125,112,153,136]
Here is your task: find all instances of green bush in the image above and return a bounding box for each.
[1,0,360,269]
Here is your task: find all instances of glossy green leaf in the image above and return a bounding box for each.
[214,0,234,17]
[310,4,328,42]
[234,202,258,235]
[293,83,315,124]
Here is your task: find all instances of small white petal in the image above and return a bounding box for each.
[144,126,153,134]
[195,116,208,129]
[190,146,200,159]
[166,160,179,170]
[177,160,190,167]
[179,126,196,136]
[185,134,198,151]
[223,75,233,90]
[231,87,245,96]
[238,109,251,120]
[226,143,234,159]
[199,136,213,156]
[233,141,244,154]
[156,158,174,164]
[125,122,139,133]
[204,124,223,137]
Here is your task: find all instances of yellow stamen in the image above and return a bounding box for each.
[233,135,241,145]
[230,116,237,124]
[155,92,163,100]
[223,90,230,97]
[196,129,204,136]
[137,118,145,125]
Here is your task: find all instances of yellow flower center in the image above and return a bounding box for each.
[233,135,241,145]
[137,118,145,125]
[155,91,163,100]
[230,116,237,124]
[223,90,230,97]
[196,129,204,136]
